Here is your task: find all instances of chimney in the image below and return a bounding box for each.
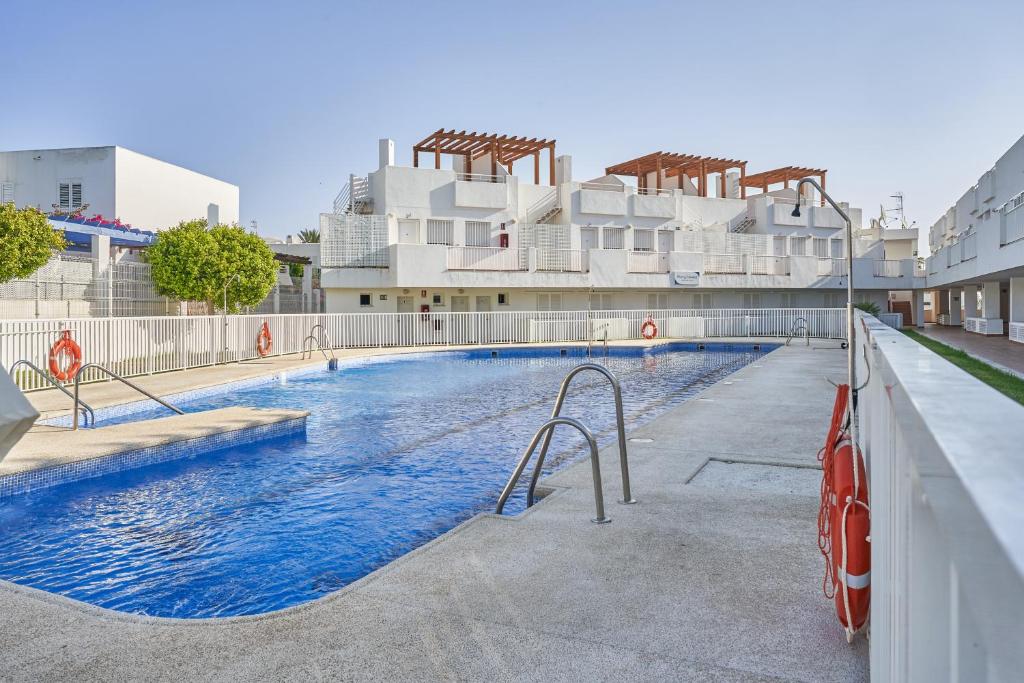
[379,138,395,169]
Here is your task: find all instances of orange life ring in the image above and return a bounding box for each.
[641,318,658,340]
[831,439,870,634]
[48,330,82,381]
[256,321,273,357]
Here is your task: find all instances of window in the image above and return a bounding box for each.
[426,219,455,245]
[432,293,443,305]
[824,293,843,307]
[497,292,509,306]
[603,227,625,250]
[693,292,713,309]
[465,221,491,247]
[590,292,615,310]
[58,180,83,210]
[743,293,762,309]
[779,292,795,308]
[1,182,13,205]
[537,293,562,311]
[646,293,668,310]
[359,293,372,307]
[633,229,654,252]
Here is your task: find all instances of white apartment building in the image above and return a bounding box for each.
[923,133,1024,343]
[0,146,239,231]
[319,131,922,316]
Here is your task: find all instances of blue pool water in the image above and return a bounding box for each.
[0,343,770,618]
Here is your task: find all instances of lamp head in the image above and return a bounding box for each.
[791,204,801,218]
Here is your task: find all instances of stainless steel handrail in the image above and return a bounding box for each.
[308,323,336,359]
[301,335,330,360]
[10,359,95,427]
[528,363,635,506]
[785,317,809,346]
[495,416,610,524]
[72,363,183,430]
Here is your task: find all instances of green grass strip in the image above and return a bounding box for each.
[901,329,1024,406]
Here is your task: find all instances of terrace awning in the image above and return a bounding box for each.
[605,151,748,197]
[740,166,827,205]
[412,129,557,184]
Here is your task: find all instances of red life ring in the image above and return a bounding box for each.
[641,318,658,340]
[831,439,870,635]
[256,321,273,357]
[48,330,82,381]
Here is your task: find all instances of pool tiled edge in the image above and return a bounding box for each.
[1,412,307,499]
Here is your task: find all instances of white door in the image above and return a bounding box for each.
[397,296,414,313]
[398,219,419,244]
[657,230,673,272]
[476,296,492,312]
[581,228,598,272]
[451,296,469,312]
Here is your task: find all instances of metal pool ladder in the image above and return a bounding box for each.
[495,363,636,523]
[72,363,183,430]
[302,323,337,363]
[10,359,96,427]
[785,317,810,346]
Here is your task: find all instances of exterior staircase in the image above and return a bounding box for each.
[525,188,561,224]
[333,175,371,215]
[729,214,756,233]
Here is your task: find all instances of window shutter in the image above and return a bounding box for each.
[71,183,83,208]
[59,183,70,209]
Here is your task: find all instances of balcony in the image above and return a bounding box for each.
[446,246,525,271]
[817,258,847,277]
[873,260,903,278]
[748,255,790,276]
[702,253,746,275]
[626,251,669,273]
[537,249,586,273]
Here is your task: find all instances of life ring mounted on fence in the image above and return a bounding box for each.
[641,317,658,340]
[48,330,82,381]
[256,321,273,357]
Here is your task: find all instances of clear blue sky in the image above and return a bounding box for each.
[3,1,1023,249]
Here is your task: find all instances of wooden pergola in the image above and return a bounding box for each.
[740,166,827,205]
[604,151,748,198]
[412,129,557,184]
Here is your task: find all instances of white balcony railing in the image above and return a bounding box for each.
[635,187,674,197]
[817,258,848,277]
[748,255,790,275]
[702,253,746,274]
[446,246,525,271]
[961,232,977,260]
[873,260,903,277]
[580,181,623,192]
[536,249,586,273]
[1003,194,1024,245]
[627,251,669,273]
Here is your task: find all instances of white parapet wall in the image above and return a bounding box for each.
[858,313,1024,681]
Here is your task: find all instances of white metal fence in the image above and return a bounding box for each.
[2,308,846,391]
[536,249,585,273]
[626,251,668,273]
[446,246,526,271]
[858,313,1024,681]
[703,253,746,274]
[873,260,904,278]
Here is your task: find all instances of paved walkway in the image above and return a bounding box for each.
[0,342,866,681]
[917,324,1024,377]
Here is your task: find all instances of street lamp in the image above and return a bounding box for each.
[791,178,858,450]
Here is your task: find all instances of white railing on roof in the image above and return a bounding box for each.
[858,313,1024,681]
[525,188,560,224]
[455,173,506,183]
[873,260,903,277]
[536,249,585,273]
[446,246,525,271]
[703,253,746,274]
[580,181,623,192]
[332,175,370,214]
[1,308,847,391]
[626,251,668,273]
[817,258,847,277]
[635,187,674,197]
[748,255,790,276]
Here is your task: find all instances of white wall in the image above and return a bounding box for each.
[0,147,116,217]
[114,147,239,229]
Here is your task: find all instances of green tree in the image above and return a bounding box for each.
[0,203,67,283]
[147,219,277,312]
[297,228,320,243]
[853,301,881,317]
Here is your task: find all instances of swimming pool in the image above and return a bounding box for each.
[0,343,771,618]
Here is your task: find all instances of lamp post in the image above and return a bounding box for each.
[222,272,240,364]
[791,179,858,450]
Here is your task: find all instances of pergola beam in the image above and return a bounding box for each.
[412,129,556,183]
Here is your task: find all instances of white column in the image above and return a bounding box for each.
[913,289,925,328]
[963,284,978,319]
[90,234,111,317]
[1009,277,1024,323]
[981,281,1001,319]
[947,288,962,326]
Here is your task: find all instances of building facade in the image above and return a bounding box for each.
[923,133,1024,343]
[0,146,239,231]
[319,133,921,317]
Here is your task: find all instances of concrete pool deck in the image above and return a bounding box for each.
[0,341,865,681]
